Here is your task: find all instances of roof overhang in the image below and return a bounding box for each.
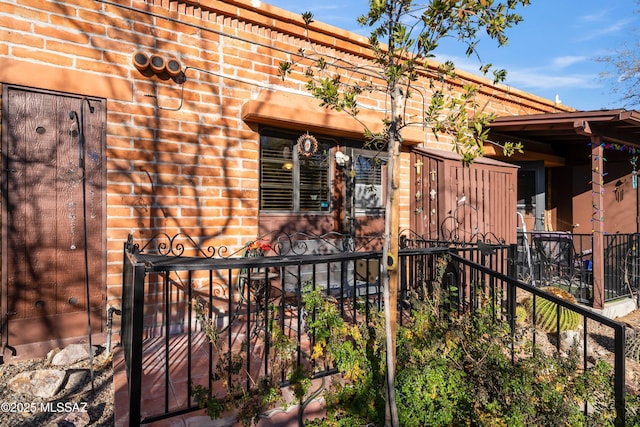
[242,90,425,145]
[488,109,640,147]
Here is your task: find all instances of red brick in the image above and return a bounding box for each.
[0,32,44,49]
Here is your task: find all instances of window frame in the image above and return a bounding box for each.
[259,129,334,213]
[347,146,388,215]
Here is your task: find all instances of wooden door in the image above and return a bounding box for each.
[2,87,105,348]
[411,151,441,240]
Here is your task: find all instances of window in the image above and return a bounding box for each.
[260,132,331,212]
[352,148,387,211]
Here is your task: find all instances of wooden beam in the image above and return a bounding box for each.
[589,123,640,147]
[591,137,605,309]
[483,144,566,167]
[573,119,591,136]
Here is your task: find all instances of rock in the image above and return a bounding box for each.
[7,369,66,398]
[46,348,61,363]
[51,344,96,366]
[46,410,91,427]
[64,370,88,393]
[560,329,584,352]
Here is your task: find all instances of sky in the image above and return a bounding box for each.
[261,1,639,111]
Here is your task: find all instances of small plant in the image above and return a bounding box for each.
[303,286,387,426]
[245,239,273,256]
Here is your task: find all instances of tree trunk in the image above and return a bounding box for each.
[383,86,403,427]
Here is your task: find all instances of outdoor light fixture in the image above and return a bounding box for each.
[335,150,350,167]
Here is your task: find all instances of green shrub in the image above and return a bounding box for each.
[307,286,633,427]
[194,271,639,426]
[391,297,587,427]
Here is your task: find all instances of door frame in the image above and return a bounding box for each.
[515,161,546,231]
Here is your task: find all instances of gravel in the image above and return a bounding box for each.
[0,346,113,427]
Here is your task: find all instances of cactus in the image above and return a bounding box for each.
[523,286,581,333]
[515,305,528,326]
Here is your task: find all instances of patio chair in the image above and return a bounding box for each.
[237,244,279,336]
[531,231,592,302]
[351,258,381,304]
[532,232,574,284]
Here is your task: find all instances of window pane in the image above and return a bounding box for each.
[517,170,536,209]
[259,133,331,212]
[260,136,294,210]
[354,151,386,210]
[299,145,330,211]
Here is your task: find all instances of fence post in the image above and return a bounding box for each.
[507,244,518,326]
[614,323,626,427]
[122,244,146,427]
[507,244,517,278]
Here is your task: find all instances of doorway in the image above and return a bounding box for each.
[2,86,105,350]
[516,161,546,232]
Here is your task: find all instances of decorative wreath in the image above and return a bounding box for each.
[297,132,318,157]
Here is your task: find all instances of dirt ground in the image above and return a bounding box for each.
[603,308,640,396]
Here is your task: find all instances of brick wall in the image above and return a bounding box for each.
[0,0,571,312]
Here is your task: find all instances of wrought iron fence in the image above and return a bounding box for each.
[121,232,626,426]
[451,250,626,427]
[120,232,386,425]
[515,231,640,304]
[604,233,640,304]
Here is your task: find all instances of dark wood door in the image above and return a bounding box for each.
[411,152,441,240]
[2,87,105,347]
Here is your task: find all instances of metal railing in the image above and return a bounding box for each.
[121,233,626,426]
[516,231,640,304]
[121,232,386,425]
[604,233,640,303]
[452,249,626,426]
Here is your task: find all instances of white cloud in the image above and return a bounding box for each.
[433,53,600,92]
[504,69,600,91]
[579,9,613,23]
[575,18,633,41]
[551,56,588,69]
